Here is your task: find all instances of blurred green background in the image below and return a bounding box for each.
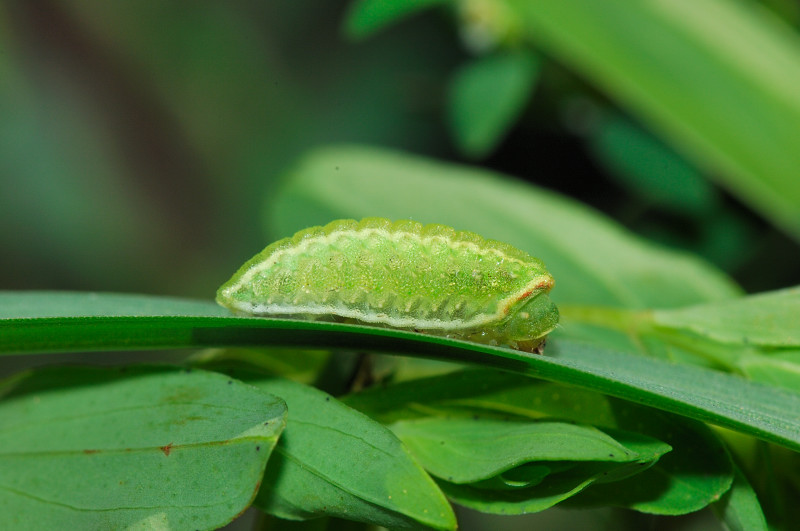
[1,0,459,297]
[3,0,799,301]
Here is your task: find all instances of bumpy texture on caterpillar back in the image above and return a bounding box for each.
[216,218,558,352]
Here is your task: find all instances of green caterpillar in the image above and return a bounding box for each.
[217,218,558,353]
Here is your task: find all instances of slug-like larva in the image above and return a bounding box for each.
[216,218,559,353]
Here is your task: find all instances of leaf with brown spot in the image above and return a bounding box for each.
[0,366,286,530]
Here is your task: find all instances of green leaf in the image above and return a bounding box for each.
[740,354,800,393]
[712,464,768,531]
[447,50,539,157]
[389,417,677,514]
[653,286,800,347]
[0,366,286,530]
[3,292,799,454]
[560,289,800,379]
[436,463,620,515]
[342,0,450,39]
[345,369,734,514]
[389,418,667,484]
[505,0,800,241]
[565,416,731,515]
[268,145,741,308]
[551,319,645,357]
[240,375,456,530]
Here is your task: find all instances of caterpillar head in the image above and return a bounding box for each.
[502,292,559,345]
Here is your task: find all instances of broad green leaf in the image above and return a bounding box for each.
[712,464,768,531]
[240,375,456,530]
[390,416,676,514]
[0,366,286,530]
[3,292,800,454]
[345,369,734,514]
[560,290,800,378]
[555,304,752,371]
[343,0,450,39]
[447,51,539,157]
[551,320,645,358]
[268,145,740,308]
[653,286,800,347]
[564,416,731,515]
[505,0,800,241]
[389,418,667,483]
[740,354,800,394]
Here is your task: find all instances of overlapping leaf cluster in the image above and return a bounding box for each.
[344,370,728,517]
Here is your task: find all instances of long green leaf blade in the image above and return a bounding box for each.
[2,292,799,453]
[505,0,800,240]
